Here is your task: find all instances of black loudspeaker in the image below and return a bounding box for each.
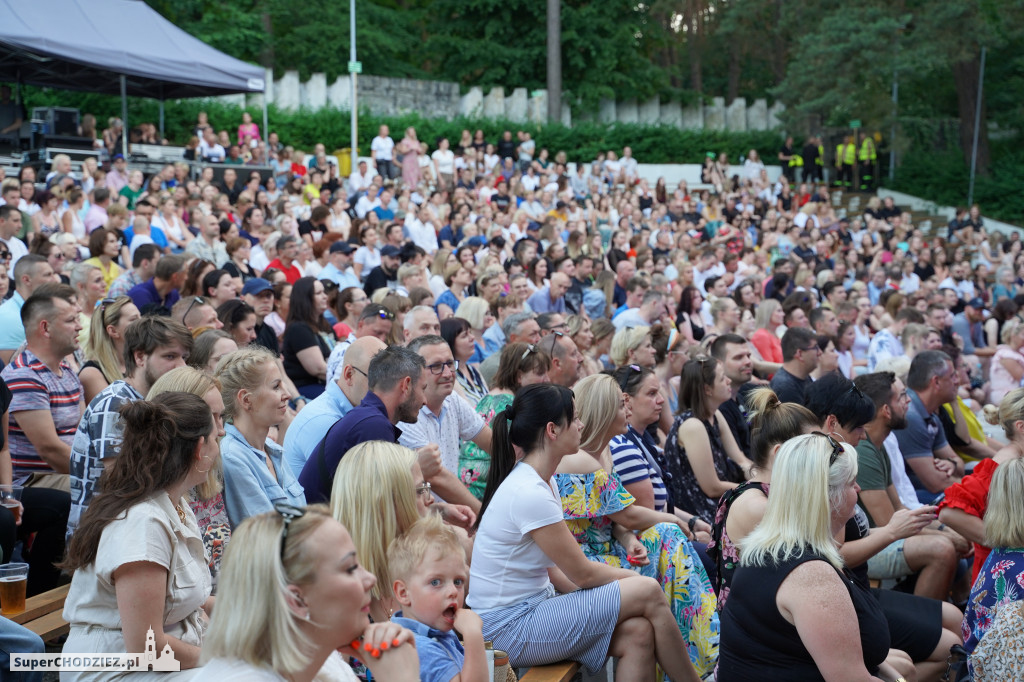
[30,107,80,136]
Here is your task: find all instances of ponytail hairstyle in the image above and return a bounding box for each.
[746,387,819,472]
[62,392,214,570]
[476,383,575,528]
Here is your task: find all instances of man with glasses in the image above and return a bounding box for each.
[0,204,27,269]
[398,335,490,513]
[283,336,386,479]
[298,345,427,504]
[170,295,223,332]
[325,303,395,383]
[541,330,583,388]
[896,350,964,497]
[478,311,540,386]
[770,327,819,404]
[536,312,567,335]
[0,255,54,364]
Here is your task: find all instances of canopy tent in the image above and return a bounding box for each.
[0,0,266,154]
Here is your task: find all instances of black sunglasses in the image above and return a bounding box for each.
[811,431,844,467]
[0,251,10,260]
[182,296,205,325]
[275,503,306,562]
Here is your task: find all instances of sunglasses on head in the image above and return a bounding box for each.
[275,502,305,562]
[811,431,844,466]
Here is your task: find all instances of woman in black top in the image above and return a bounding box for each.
[281,277,336,400]
[718,433,895,681]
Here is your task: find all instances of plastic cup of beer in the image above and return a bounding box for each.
[0,563,28,615]
[0,485,23,525]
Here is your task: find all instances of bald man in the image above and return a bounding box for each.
[526,271,570,314]
[283,335,386,476]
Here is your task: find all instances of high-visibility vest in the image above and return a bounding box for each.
[843,143,856,165]
[835,145,844,167]
[815,145,824,166]
[859,138,877,162]
[789,154,803,168]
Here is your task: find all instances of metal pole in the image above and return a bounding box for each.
[158,99,164,141]
[262,97,269,150]
[967,46,986,207]
[120,75,128,159]
[546,0,561,123]
[889,69,898,181]
[350,0,358,172]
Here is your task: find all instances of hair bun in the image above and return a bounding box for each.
[503,405,515,420]
[983,404,999,426]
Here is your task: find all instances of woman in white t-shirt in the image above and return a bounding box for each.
[353,224,381,282]
[194,505,420,682]
[468,384,703,681]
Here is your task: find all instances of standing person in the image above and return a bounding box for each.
[371,124,397,181]
[468,383,703,682]
[399,127,421,189]
[665,356,752,523]
[193,506,421,682]
[67,316,193,540]
[217,347,306,527]
[60,393,221,680]
[716,434,894,681]
[281,277,336,400]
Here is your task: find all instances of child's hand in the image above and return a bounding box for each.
[452,608,483,638]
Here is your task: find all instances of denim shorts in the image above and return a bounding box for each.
[866,538,912,580]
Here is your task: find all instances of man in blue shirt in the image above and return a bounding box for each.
[0,254,54,364]
[282,336,385,477]
[127,253,186,314]
[950,298,993,358]
[318,240,360,289]
[526,272,570,314]
[298,345,427,503]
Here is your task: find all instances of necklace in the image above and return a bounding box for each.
[174,502,188,524]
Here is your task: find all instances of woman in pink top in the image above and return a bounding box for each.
[237,111,260,146]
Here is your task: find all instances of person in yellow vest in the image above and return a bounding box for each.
[858,131,878,190]
[836,136,856,188]
[814,139,824,185]
[779,136,801,183]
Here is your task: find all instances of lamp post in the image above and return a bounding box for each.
[349,0,359,172]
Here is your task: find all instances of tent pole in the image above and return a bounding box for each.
[120,75,128,159]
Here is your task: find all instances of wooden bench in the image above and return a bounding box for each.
[519,661,581,682]
[10,584,70,641]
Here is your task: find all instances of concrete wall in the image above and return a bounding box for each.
[877,188,1023,234]
[238,68,782,132]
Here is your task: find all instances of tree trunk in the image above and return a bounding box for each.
[952,56,990,176]
[547,0,562,123]
[260,5,274,68]
[686,5,703,93]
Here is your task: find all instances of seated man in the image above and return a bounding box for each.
[398,335,491,513]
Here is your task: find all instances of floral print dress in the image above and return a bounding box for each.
[555,467,720,678]
[458,392,512,499]
[964,547,1024,677]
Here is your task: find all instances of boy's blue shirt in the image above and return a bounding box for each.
[392,612,465,682]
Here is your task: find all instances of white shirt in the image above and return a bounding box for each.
[192,653,358,682]
[398,392,484,476]
[371,135,395,162]
[520,174,540,192]
[348,169,374,195]
[431,149,455,175]
[468,462,562,612]
[884,432,922,511]
[198,139,225,162]
[404,215,439,254]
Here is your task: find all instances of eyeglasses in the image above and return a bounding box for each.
[416,482,432,497]
[351,366,368,379]
[371,309,395,321]
[0,251,10,260]
[275,502,306,562]
[800,345,821,354]
[182,296,204,326]
[425,360,459,375]
[520,344,538,361]
[51,251,66,260]
[811,431,844,467]
[99,297,117,314]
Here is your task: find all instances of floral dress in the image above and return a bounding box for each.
[458,392,512,499]
[707,480,770,610]
[664,410,743,523]
[964,547,1024,676]
[555,468,720,678]
[187,491,231,594]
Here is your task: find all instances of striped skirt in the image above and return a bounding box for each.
[479,582,621,674]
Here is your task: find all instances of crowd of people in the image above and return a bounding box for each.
[0,106,1020,680]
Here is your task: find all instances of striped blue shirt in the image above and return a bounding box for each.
[610,427,668,513]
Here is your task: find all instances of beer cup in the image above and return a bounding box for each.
[0,563,28,615]
[0,485,23,525]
